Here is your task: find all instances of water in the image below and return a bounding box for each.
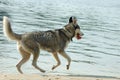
[0,0,120,78]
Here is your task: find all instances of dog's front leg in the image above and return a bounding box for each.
[51,52,61,70]
[59,50,71,70]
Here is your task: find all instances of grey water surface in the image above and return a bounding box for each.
[0,0,120,78]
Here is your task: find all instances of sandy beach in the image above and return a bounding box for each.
[0,74,119,80]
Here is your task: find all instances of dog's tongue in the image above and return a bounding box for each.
[77,33,82,40]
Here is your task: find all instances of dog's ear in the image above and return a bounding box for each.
[69,17,73,23]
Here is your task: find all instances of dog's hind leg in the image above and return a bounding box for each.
[16,46,31,74]
[32,48,45,73]
[51,52,61,70]
[58,50,71,70]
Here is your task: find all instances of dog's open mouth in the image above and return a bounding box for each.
[76,33,82,40]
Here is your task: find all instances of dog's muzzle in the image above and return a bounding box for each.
[74,25,84,40]
[75,29,84,40]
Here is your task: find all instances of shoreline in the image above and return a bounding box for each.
[0,73,119,80]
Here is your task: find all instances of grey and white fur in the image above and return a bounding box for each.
[3,16,84,74]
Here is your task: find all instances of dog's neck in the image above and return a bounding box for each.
[57,29,73,41]
[63,27,75,41]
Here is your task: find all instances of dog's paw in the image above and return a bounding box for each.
[41,70,46,73]
[66,65,70,70]
[40,69,46,73]
[52,65,56,70]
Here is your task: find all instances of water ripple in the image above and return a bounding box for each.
[72,60,97,65]
[0,0,120,77]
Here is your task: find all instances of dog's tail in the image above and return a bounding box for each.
[3,16,21,41]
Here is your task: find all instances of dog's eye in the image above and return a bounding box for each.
[74,25,80,30]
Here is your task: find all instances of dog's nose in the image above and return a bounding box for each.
[80,31,84,36]
[82,32,84,36]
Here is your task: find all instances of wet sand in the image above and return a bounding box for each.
[0,74,119,80]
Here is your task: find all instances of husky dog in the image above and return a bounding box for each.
[3,16,84,74]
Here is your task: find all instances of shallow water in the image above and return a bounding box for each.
[0,0,120,78]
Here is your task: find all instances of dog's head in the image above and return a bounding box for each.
[64,16,84,40]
